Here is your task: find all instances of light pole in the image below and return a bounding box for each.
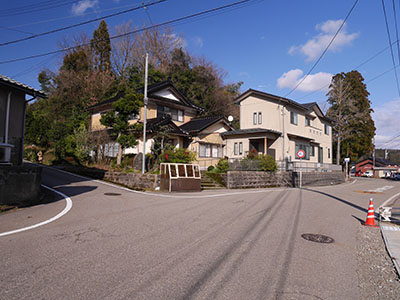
[142,53,148,174]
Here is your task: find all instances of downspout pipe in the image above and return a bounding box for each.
[5,91,11,144]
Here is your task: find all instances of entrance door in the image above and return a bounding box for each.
[318,147,323,163]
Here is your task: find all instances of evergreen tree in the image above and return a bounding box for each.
[91,20,111,71]
[100,88,143,165]
[327,70,375,163]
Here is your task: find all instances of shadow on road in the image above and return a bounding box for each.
[51,185,98,198]
[304,188,367,214]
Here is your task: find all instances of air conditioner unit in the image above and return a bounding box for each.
[0,144,12,163]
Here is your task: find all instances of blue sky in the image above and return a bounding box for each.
[1,0,399,149]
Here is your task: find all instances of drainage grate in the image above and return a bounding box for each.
[301,233,334,244]
[104,192,121,196]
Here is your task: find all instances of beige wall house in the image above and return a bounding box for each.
[222,89,333,169]
[0,74,46,165]
[88,81,232,169]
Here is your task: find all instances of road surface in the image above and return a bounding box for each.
[1,168,399,299]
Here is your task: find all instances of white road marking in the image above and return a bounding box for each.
[379,191,400,209]
[368,186,393,193]
[0,185,72,237]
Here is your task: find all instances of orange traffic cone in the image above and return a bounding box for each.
[363,198,378,227]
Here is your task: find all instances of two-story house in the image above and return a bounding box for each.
[222,89,333,169]
[88,80,232,169]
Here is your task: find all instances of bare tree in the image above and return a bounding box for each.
[326,75,356,164]
[111,22,184,78]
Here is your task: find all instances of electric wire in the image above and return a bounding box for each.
[381,0,400,96]
[0,0,167,47]
[0,0,81,17]
[0,2,144,30]
[284,0,359,97]
[0,0,258,65]
[391,0,400,66]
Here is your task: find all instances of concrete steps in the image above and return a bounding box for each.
[201,172,225,190]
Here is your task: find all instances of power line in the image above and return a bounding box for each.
[0,0,258,65]
[391,0,400,66]
[0,0,81,17]
[0,2,144,31]
[379,134,400,148]
[284,0,359,97]
[381,0,400,96]
[0,0,167,47]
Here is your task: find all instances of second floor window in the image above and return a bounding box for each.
[258,112,262,124]
[290,111,298,125]
[324,124,329,135]
[305,116,311,126]
[253,112,257,125]
[157,105,184,122]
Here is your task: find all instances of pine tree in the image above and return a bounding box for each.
[327,70,375,163]
[91,20,111,72]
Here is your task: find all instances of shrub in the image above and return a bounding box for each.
[160,148,196,163]
[258,154,277,172]
[215,158,228,173]
[207,165,215,172]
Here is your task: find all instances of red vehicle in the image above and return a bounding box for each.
[355,170,362,177]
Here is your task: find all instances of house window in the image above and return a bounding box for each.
[258,112,262,124]
[305,117,310,126]
[310,146,315,157]
[290,111,298,125]
[128,113,139,120]
[328,148,330,159]
[239,142,243,155]
[253,112,257,125]
[234,142,238,155]
[157,105,184,122]
[324,124,329,135]
[199,144,222,158]
[295,143,310,160]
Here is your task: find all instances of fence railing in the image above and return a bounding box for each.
[278,161,342,172]
[228,158,342,172]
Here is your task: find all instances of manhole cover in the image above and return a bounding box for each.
[104,192,121,196]
[301,233,334,244]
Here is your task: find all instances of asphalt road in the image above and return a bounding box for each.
[1,168,400,300]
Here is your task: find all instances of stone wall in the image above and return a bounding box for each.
[61,166,159,190]
[103,171,159,190]
[0,163,42,206]
[227,171,344,189]
[227,171,292,189]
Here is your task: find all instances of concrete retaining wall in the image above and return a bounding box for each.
[227,171,344,189]
[0,164,42,206]
[292,171,345,187]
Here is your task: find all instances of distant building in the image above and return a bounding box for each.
[355,157,399,177]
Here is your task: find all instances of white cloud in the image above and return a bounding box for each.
[277,69,333,92]
[72,0,99,16]
[373,98,400,149]
[289,19,358,61]
[193,37,203,48]
[167,33,187,48]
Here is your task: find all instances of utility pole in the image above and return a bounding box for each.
[142,53,148,174]
[281,105,286,170]
[373,137,376,177]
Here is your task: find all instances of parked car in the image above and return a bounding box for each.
[362,170,373,178]
[392,172,400,180]
[355,170,362,177]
